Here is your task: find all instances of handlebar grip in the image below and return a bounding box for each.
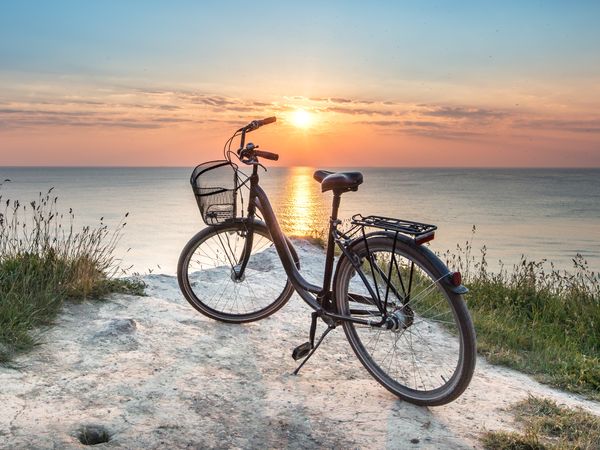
[254,150,279,161]
[244,116,277,132]
[260,116,276,126]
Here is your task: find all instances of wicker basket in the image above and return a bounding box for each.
[190,160,240,225]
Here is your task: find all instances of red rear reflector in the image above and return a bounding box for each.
[450,271,462,286]
[415,232,435,245]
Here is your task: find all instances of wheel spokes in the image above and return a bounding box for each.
[346,248,462,393]
[186,229,289,316]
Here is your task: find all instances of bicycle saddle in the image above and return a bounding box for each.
[313,170,363,193]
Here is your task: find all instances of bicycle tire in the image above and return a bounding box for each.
[178,220,296,323]
[334,234,476,406]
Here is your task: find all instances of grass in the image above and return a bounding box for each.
[481,395,600,449]
[0,185,144,363]
[443,227,600,400]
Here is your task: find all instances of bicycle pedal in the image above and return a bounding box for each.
[292,342,312,361]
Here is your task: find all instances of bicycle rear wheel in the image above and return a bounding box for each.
[335,235,476,406]
[178,220,295,323]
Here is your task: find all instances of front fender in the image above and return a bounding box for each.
[229,217,301,270]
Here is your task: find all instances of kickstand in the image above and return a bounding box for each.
[293,324,335,375]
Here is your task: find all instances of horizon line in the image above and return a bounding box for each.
[1,165,599,170]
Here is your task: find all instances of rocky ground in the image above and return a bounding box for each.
[1,240,599,449]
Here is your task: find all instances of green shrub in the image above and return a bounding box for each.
[0,187,144,363]
[443,227,600,399]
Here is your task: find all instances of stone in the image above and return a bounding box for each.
[93,319,137,338]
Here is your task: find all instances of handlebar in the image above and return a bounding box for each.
[228,116,279,164]
[241,116,277,132]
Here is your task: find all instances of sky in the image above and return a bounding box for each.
[1,0,599,167]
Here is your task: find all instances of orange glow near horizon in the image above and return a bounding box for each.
[0,86,599,167]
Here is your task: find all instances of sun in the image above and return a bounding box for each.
[290,109,313,128]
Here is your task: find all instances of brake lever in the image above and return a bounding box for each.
[238,142,258,156]
[237,149,267,171]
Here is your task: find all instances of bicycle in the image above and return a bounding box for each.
[177,117,476,406]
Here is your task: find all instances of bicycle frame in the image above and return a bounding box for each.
[180,118,477,404]
[238,163,389,327]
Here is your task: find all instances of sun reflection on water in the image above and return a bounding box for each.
[278,167,328,237]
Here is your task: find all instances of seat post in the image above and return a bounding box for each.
[330,191,341,222]
[320,191,342,298]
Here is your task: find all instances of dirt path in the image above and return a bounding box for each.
[1,241,598,449]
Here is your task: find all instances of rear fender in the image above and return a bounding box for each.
[333,230,468,297]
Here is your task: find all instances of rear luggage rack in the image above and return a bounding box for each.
[351,214,437,244]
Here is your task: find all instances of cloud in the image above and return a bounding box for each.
[513,118,600,134]
[0,116,163,129]
[201,118,246,126]
[329,97,353,104]
[402,120,446,128]
[0,108,101,117]
[0,86,254,131]
[157,104,181,111]
[365,120,444,128]
[69,100,106,106]
[326,106,396,116]
[225,105,260,113]
[308,97,377,105]
[136,88,172,95]
[153,117,192,123]
[5,83,596,142]
[365,120,404,127]
[419,105,506,121]
[135,88,245,108]
[362,117,488,140]
[276,96,401,115]
[351,104,510,139]
[188,95,237,107]
[403,128,486,140]
[363,105,600,140]
[0,102,190,130]
[93,121,163,129]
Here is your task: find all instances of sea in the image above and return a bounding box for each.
[0,167,598,275]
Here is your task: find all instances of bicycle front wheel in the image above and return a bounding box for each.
[335,235,476,406]
[177,220,295,323]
